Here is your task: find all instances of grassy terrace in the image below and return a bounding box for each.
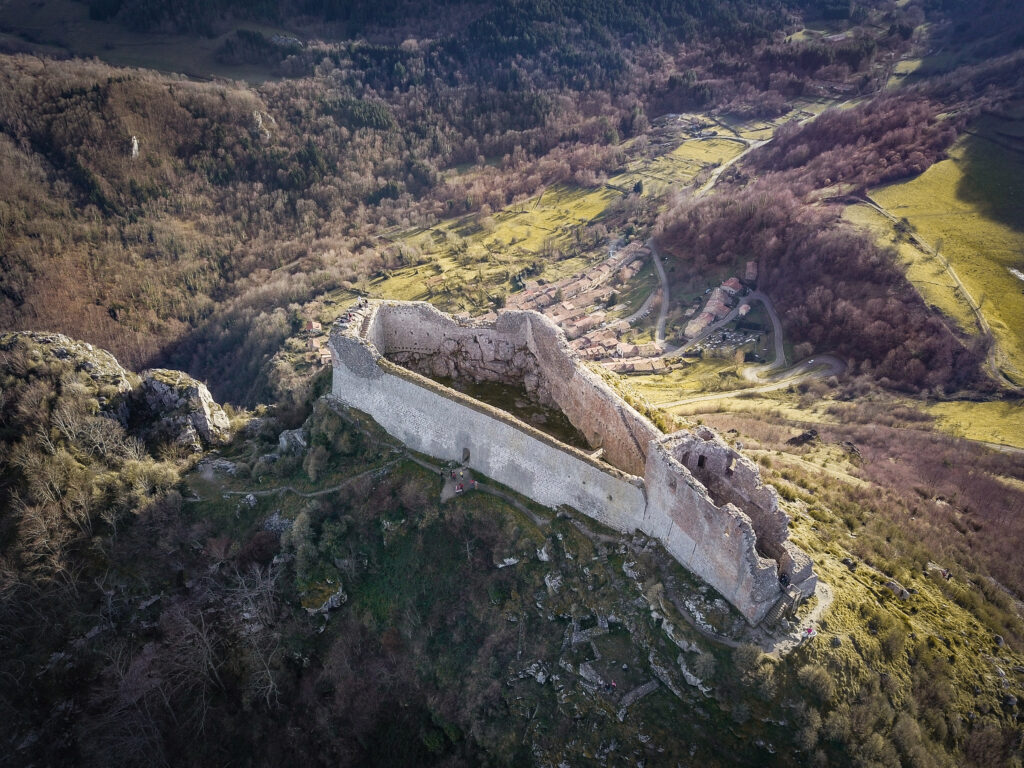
[928,399,1024,451]
[629,359,750,403]
[610,138,747,198]
[841,203,979,334]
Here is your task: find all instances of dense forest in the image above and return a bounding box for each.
[657,186,988,393]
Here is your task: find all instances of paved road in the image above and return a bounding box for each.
[659,289,784,364]
[620,284,659,326]
[755,292,786,368]
[648,239,671,343]
[739,290,786,381]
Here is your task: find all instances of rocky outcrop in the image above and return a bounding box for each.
[1,332,232,453]
[132,369,231,451]
[0,331,139,399]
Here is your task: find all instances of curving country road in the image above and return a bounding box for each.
[741,291,787,377]
[654,355,846,410]
[648,239,671,344]
[692,138,768,198]
[652,288,845,409]
[620,283,659,326]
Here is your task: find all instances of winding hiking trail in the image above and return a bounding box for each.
[216,461,401,500]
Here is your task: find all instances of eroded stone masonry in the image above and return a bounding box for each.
[329,300,817,624]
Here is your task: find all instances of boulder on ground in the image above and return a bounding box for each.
[278,428,308,454]
[786,429,818,446]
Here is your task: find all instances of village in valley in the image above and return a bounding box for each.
[500,242,767,375]
[300,237,772,381]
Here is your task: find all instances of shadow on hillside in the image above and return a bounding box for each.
[955,129,1024,234]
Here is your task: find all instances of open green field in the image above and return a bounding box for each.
[0,0,283,81]
[463,184,616,254]
[312,183,616,322]
[716,98,834,141]
[670,137,747,164]
[609,137,747,198]
[870,128,1024,385]
[784,19,847,44]
[627,359,750,405]
[842,204,978,333]
[928,399,1024,450]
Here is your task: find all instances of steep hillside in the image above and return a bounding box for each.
[2,339,1021,766]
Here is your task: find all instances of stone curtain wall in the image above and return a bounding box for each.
[330,301,817,624]
[329,325,648,531]
[667,429,790,559]
[643,440,783,621]
[526,316,659,477]
[367,301,658,477]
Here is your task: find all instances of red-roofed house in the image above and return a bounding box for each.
[721,277,743,295]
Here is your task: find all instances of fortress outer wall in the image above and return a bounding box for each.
[331,320,647,533]
[330,301,817,625]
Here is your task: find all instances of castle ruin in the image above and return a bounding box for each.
[329,300,817,624]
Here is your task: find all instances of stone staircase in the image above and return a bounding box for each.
[762,587,799,626]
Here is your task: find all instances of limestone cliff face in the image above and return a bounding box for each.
[132,369,231,451]
[0,332,230,452]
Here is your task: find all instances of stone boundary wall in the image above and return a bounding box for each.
[330,300,817,624]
